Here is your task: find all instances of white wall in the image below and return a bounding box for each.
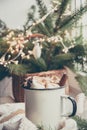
[0,0,50,29]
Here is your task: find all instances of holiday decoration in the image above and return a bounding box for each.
[0,0,87,129]
[0,0,87,78]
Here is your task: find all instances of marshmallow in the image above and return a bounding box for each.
[31,76,60,89]
[31,76,45,89]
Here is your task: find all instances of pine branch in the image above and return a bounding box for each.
[23,5,36,33]
[0,19,7,31]
[35,23,51,36]
[54,3,87,32]
[25,57,47,72]
[50,53,75,69]
[8,64,29,76]
[36,0,47,17]
[25,5,57,33]
[73,116,87,130]
[36,0,54,35]
[54,0,70,31]
[74,35,83,45]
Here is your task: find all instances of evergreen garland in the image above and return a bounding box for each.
[54,0,70,32]
[0,1,87,128]
[54,1,87,32]
[0,0,87,79]
[36,0,53,31]
[73,116,87,130]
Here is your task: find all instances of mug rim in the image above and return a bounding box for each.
[23,85,65,91]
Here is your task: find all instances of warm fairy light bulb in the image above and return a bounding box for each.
[17,40,21,44]
[21,52,25,57]
[20,44,24,49]
[8,55,11,59]
[41,38,45,42]
[1,57,5,62]
[6,37,10,41]
[23,40,28,44]
[15,60,18,65]
[6,34,11,39]
[5,62,7,65]
[4,64,7,67]
[20,37,24,41]
[11,49,15,54]
[18,34,21,37]
[0,62,3,65]
[32,41,36,44]
[22,54,30,59]
[8,61,11,64]
[26,30,32,36]
[12,37,16,40]
[10,31,14,36]
[26,55,30,59]
[63,47,68,53]
[32,23,36,26]
[15,48,19,52]
[12,60,18,65]
[54,39,58,43]
[11,41,17,46]
[47,38,51,42]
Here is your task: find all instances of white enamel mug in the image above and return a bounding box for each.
[24,87,77,130]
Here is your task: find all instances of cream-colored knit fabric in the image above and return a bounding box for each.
[18,117,37,130]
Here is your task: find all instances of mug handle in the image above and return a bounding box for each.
[61,95,77,117]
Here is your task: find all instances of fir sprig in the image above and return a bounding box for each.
[54,0,70,32]
[36,0,54,35]
[73,116,87,130]
[55,3,87,31]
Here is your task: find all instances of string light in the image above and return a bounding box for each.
[0,3,75,66]
[0,30,75,65]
